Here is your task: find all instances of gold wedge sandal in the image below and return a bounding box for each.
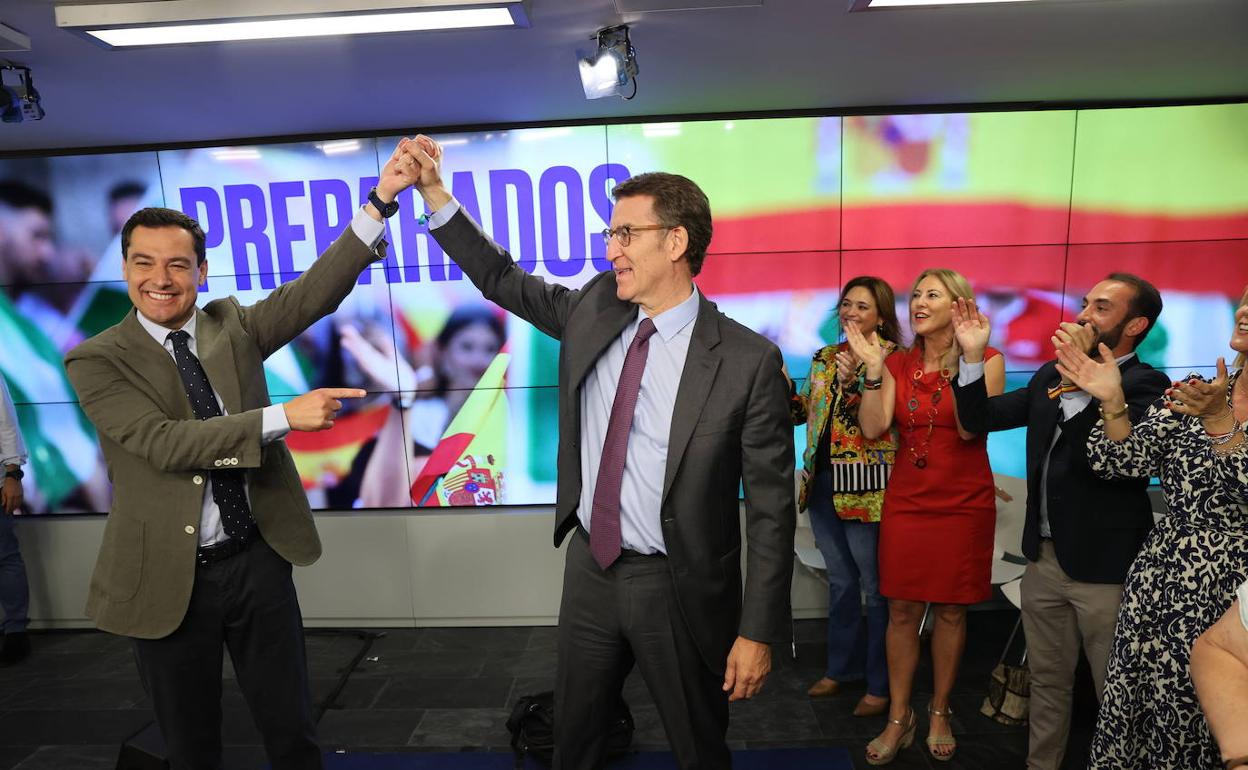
[926,703,957,762]
[865,707,916,766]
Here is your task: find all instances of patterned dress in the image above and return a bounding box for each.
[1087,375,1248,770]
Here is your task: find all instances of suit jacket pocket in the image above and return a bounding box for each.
[692,409,745,438]
[93,518,144,603]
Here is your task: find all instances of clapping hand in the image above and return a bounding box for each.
[952,297,991,362]
[835,348,860,389]
[844,322,884,376]
[1055,341,1122,403]
[1051,321,1096,358]
[1166,358,1231,419]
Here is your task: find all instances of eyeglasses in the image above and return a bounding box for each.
[600,224,674,247]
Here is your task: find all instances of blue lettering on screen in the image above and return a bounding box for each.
[178,163,630,292]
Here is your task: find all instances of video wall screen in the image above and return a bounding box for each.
[1,103,1246,514]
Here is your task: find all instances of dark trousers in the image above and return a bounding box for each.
[131,537,322,770]
[554,533,730,770]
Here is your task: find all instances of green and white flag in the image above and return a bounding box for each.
[0,291,99,510]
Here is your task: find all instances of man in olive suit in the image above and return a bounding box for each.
[65,140,421,770]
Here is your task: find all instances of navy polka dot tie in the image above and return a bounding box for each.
[168,330,254,541]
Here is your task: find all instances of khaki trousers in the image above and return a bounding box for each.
[1021,540,1123,770]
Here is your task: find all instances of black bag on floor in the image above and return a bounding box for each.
[506,690,634,767]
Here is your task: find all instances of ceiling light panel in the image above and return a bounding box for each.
[56,0,528,47]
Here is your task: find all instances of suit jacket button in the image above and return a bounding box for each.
[214,459,223,467]
[184,525,195,535]
[192,475,204,485]
[230,458,238,465]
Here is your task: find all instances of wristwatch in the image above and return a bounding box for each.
[367,187,400,219]
[3,467,22,481]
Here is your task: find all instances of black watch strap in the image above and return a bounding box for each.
[368,187,400,219]
[4,467,23,480]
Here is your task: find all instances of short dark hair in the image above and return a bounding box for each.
[1105,272,1163,347]
[108,180,147,204]
[841,275,904,349]
[121,207,207,266]
[0,180,52,216]
[611,172,713,276]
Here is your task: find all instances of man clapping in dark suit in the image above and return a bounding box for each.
[951,274,1168,770]
[404,136,795,770]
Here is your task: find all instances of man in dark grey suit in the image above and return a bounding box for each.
[405,136,795,770]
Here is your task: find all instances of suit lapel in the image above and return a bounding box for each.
[115,311,193,419]
[195,310,243,415]
[662,295,722,503]
[569,292,636,389]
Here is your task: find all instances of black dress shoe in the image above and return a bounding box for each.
[0,631,31,666]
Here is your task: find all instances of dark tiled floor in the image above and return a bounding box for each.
[0,612,1099,769]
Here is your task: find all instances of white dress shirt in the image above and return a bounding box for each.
[0,375,27,469]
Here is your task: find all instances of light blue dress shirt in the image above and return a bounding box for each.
[428,197,699,554]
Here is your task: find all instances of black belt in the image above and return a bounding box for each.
[196,528,258,566]
[576,525,665,559]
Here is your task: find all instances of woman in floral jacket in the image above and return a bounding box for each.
[789,275,904,717]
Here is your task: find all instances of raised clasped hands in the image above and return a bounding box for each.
[1166,357,1231,420]
[843,322,883,378]
[376,137,421,201]
[952,297,991,362]
[1054,341,1122,403]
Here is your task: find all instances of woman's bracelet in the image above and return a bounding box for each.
[1202,407,1235,434]
[862,376,883,391]
[1209,421,1243,447]
[1099,403,1129,422]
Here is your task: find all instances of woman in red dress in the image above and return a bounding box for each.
[847,268,1004,765]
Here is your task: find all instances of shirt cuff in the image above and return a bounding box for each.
[426,198,461,230]
[261,404,291,445]
[350,206,387,252]
[0,455,26,468]
[956,358,985,387]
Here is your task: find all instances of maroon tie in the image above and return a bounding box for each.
[589,317,658,570]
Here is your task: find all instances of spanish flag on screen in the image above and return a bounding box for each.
[411,353,510,508]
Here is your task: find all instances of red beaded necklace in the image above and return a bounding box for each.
[904,352,951,469]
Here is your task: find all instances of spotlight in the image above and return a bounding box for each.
[578,24,637,100]
[0,63,43,122]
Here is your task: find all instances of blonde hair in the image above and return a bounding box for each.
[1236,284,1248,370]
[910,268,976,373]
